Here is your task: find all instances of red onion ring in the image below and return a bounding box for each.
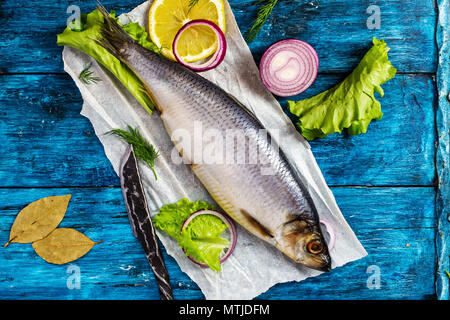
[172,19,227,72]
[259,39,319,97]
[181,209,237,268]
[320,219,335,251]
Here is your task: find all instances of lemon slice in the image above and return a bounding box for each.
[149,0,226,62]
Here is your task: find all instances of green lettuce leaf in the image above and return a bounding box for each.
[57,9,159,113]
[179,214,230,272]
[153,199,230,272]
[288,38,397,140]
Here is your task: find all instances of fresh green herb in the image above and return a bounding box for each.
[57,9,159,114]
[188,0,200,11]
[108,126,159,179]
[445,270,450,279]
[245,0,279,43]
[153,199,229,272]
[288,38,397,140]
[79,62,102,84]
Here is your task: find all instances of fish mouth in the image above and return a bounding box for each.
[302,223,332,272]
[312,264,332,272]
[307,254,331,272]
[319,264,332,272]
[307,238,332,271]
[276,219,332,271]
[295,250,332,272]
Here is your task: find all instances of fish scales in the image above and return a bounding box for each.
[97,6,331,271]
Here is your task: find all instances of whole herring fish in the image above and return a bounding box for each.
[97,5,331,271]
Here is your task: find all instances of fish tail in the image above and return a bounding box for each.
[95,2,134,62]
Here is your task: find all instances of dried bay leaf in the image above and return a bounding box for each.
[4,195,71,247]
[32,228,101,264]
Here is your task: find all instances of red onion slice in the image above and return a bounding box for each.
[259,39,319,97]
[320,219,336,251]
[181,209,237,268]
[172,19,227,72]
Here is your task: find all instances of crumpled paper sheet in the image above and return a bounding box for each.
[62,0,367,299]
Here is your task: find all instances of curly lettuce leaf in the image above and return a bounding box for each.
[153,199,215,240]
[153,199,230,272]
[179,214,230,272]
[288,38,397,140]
[57,9,159,113]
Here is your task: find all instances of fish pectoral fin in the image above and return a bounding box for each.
[239,209,274,240]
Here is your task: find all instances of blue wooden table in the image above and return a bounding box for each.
[0,0,448,300]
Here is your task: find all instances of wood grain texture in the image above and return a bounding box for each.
[0,0,437,74]
[239,0,437,73]
[435,0,449,301]
[0,74,118,187]
[284,74,437,187]
[0,187,436,300]
[0,74,436,187]
[0,0,443,300]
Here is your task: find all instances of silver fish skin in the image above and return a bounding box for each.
[97,6,331,271]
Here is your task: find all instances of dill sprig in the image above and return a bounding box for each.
[79,62,102,84]
[244,0,279,43]
[189,0,200,9]
[188,0,200,13]
[108,126,160,180]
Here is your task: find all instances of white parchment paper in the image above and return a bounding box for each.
[61,1,367,299]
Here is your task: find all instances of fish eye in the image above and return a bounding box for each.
[307,240,323,254]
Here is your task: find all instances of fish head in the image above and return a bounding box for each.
[277,219,331,272]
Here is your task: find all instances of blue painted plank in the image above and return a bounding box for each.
[0,0,441,301]
[242,0,437,73]
[284,74,437,187]
[0,74,436,187]
[435,0,449,301]
[0,187,436,299]
[0,0,437,73]
[0,74,118,187]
